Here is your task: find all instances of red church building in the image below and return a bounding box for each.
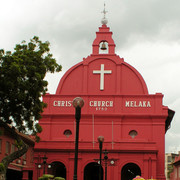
[34,12,174,180]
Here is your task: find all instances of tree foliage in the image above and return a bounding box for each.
[0,36,61,137]
[0,36,61,177]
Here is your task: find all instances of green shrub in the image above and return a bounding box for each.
[43,174,54,178]
[54,177,65,180]
[0,163,5,173]
[38,174,54,180]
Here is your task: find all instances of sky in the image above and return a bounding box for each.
[0,0,180,153]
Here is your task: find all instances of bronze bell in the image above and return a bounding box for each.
[100,42,107,50]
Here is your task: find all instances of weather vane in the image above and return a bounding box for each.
[101,2,108,25]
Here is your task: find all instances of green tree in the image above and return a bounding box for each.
[0,36,62,178]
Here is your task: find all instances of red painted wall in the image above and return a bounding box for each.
[0,127,34,180]
[34,24,172,180]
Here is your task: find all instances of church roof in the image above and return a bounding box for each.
[56,24,148,95]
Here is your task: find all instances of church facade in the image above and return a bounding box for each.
[34,21,174,180]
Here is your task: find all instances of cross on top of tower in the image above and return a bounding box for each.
[102,3,108,18]
[101,2,108,25]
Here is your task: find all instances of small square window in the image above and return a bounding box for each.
[6,142,10,154]
[168,156,172,162]
[11,144,15,153]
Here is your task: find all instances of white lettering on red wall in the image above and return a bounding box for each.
[53,101,72,107]
[125,101,151,107]
[89,100,113,111]
[89,101,113,107]
[53,100,152,108]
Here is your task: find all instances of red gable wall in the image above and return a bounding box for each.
[56,25,148,96]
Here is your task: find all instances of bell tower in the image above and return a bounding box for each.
[92,3,116,55]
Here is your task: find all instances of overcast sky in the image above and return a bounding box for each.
[1,0,180,153]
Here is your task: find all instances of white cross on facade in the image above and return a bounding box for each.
[93,64,112,90]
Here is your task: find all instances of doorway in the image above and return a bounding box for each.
[6,169,22,180]
[121,163,141,180]
[84,162,103,180]
[48,161,66,179]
